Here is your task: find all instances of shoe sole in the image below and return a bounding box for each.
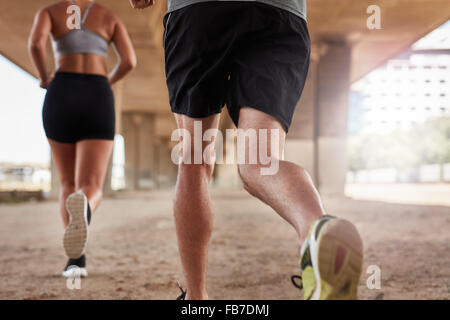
[313,218,363,300]
[62,267,88,278]
[63,192,88,259]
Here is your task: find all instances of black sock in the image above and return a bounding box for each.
[87,204,91,225]
[65,255,86,270]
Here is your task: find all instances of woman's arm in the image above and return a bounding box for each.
[108,16,137,86]
[28,8,53,89]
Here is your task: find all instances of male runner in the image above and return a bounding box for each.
[129,0,364,300]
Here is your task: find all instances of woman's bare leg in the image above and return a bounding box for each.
[48,139,76,228]
[75,139,113,213]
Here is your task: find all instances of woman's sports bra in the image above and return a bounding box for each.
[52,1,109,58]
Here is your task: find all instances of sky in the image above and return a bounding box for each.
[413,20,450,50]
[0,55,49,164]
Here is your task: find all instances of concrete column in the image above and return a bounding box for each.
[154,137,178,188]
[139,114,157,189]
[103,81,125,195]
[286,42,351,195]
[315,42,351,195]
[122,113,134,190]
[285,57,319,183]
[122,112,158,190]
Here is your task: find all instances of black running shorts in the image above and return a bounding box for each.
[42,72,115,143]
[163,2,311,132]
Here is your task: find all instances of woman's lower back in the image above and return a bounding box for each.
[55,53,108,76]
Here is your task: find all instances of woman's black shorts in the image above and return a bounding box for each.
[163,2,311,132]
[42,72,115,143]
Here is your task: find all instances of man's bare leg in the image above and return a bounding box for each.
[173,113,220,300]
[238,107,363,300]
[237,107,326,245]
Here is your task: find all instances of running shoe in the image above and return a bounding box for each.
[291,215,363,300]
[62,255,88,278]
[63,191,89,259]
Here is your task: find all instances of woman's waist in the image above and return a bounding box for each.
[49,71,113,94]
[53,71,109,82]
[55,55,108,77]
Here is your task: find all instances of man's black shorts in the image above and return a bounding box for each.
[163,1,311,132]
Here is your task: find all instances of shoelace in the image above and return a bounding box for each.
[176,281,187,300]
[291,275,303,290]
[176,277,302,298]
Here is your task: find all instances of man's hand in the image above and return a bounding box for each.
[129,0,156,9]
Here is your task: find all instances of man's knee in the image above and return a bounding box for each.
[179,162,214,182]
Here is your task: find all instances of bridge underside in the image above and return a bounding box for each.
[0,0,449,194]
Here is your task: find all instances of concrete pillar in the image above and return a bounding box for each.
[316,42,351,195]
[140,114,157,189]
[154,137,177,188]
[285,57,319,183]
[103,81,124,195]
[286,41,351,195]
[123,113,142,190]
[122,112,157,190]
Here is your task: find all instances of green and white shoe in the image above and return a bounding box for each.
[292,216,364,300]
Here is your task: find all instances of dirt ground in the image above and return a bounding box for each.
[0,188,449,300]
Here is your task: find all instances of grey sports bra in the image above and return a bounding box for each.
[52,1,109,58]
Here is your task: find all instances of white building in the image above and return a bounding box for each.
[351,21,450,133]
